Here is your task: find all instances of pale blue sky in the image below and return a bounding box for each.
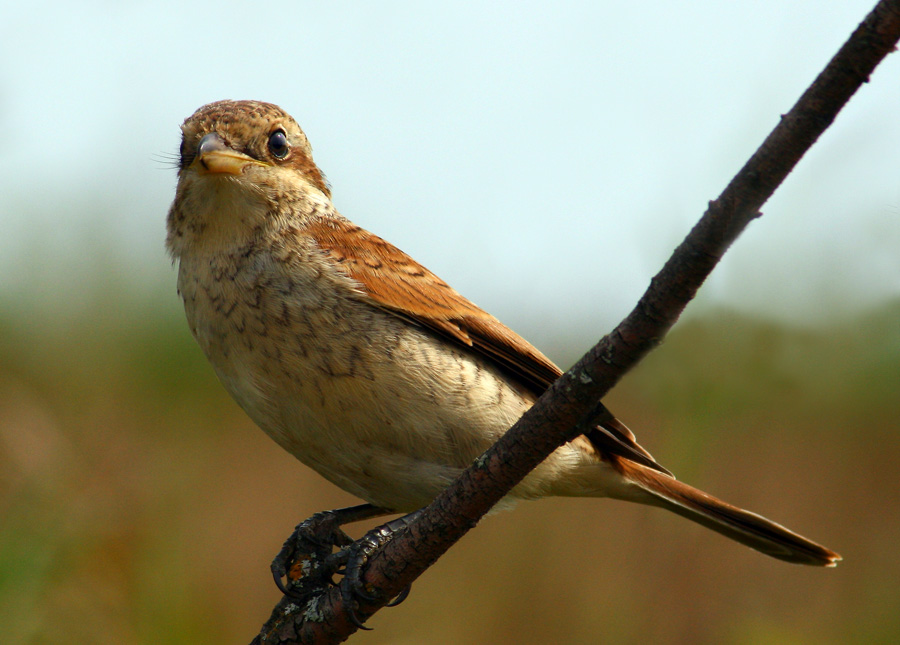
[1,1,897,338]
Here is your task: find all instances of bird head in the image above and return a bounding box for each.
[167,100,331,257]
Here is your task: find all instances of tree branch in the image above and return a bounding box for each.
[254,1,900,642]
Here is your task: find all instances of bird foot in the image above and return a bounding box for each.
[272,503,389,599]
[338,510,422,629]
[271,509,357,598]
[270,504,417,629]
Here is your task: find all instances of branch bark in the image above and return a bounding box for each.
[254,1,900,642]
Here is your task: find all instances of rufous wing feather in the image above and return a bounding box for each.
[305,216,562,389]
[304,216,670,474]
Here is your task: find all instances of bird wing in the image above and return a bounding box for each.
[304,217,560,388]
[303,216,670,475]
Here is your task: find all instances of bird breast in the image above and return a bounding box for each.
[175,229,557,510]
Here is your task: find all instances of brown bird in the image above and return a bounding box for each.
[166,100,840,570]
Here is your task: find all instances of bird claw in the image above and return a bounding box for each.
[269,505,417,629]
[338,511,422,629]
[271,510,356,598]
[385,584,412,607]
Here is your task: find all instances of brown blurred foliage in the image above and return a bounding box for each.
[1,297,898,644]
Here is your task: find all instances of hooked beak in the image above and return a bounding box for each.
[194,133,257,175]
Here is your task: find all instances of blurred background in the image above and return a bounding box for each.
[1,1,898,643]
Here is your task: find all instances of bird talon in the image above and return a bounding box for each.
[386,585,412,607]
[342,594,373,631]
[336,509,424,627]
[271,504,387,598]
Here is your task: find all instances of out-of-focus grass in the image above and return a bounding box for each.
[1,297,898,644]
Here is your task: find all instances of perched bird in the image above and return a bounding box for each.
[166,100,840,568]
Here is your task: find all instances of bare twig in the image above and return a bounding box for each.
[254,1,900,642]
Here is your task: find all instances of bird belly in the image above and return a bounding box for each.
[227,319,539,511]
[178,252,625,511]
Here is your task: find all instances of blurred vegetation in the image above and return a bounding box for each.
[1,293,898,644]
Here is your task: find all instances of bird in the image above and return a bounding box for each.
[166,99,840,571]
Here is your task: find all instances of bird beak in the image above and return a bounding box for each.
[194,133,257,175]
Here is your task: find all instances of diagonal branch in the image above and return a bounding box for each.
[254,1,900,642]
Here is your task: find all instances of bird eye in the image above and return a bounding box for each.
[268,129,290,159]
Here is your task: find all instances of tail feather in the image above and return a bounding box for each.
[620,461,841,567]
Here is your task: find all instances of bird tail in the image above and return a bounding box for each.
[619,460,841,566]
